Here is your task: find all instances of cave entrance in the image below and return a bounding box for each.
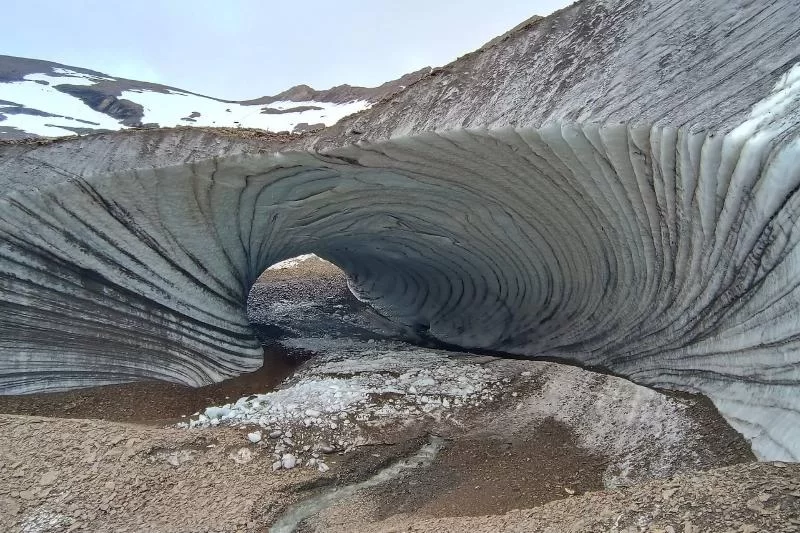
[246,254,386,358]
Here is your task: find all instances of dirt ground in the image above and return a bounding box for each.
[320,461,800,533]
[0,414,315,533]
[0,407,794,533]
[367,419,610,519]
[0,346,773,533]
[0,348,298,425]
[0,256,797,532]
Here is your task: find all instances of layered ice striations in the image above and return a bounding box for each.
[3,0,800,465]
[2,105,800,460]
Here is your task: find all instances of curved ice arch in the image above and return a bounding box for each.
[1,122,799,461]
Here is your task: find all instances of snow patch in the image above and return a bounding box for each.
[0,70,368,137]
[119,88,369,131]
[0,73,124,136]
[267,254,320,270]
[181,338,503,468]
[51,67,116,82]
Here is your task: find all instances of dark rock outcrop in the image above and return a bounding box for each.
[54,85,144,126]
[292,122,325,134]
[261,105,324,115]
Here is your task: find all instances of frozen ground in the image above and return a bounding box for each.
[182,338,505,472]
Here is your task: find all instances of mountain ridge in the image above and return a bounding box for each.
[0,54,430,139]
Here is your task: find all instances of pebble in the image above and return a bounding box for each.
[230,448,254,465]
[281,454,297,469]
[268,430,283,439]
[247,431,262,444]
[317,462,330,473]
[38,470,58,486]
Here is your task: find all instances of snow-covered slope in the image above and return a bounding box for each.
[0,69,123,137]
[118,88,369,132]
[0,56,383,139]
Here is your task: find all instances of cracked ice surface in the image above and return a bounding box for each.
[181,338,504,466]
[186,338,501,430]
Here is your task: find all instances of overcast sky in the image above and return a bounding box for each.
[2,0,571,100]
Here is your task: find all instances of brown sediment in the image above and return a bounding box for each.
[0,347,297,424]
[368,418,608,519]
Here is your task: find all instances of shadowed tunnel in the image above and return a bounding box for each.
[1,121,800,461]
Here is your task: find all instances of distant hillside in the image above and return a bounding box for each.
[0,55,429,139]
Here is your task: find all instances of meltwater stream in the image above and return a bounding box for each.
[270,436,445,533]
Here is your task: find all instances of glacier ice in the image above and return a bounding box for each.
[1,118,799,461]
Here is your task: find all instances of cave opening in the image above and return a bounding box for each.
[245,252,622,379]
[246,254,392,360]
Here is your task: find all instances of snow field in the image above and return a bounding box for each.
[1,68,370,137]
[0,72,124,136]
[119,88,369,131]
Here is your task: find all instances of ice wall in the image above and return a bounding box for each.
[2,112,800,460]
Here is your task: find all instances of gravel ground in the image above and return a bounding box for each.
[0,255,795,532]
[0,404,785,533]
[248,255,397,344]
[0,414,314,532]
[324,461,800,533]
